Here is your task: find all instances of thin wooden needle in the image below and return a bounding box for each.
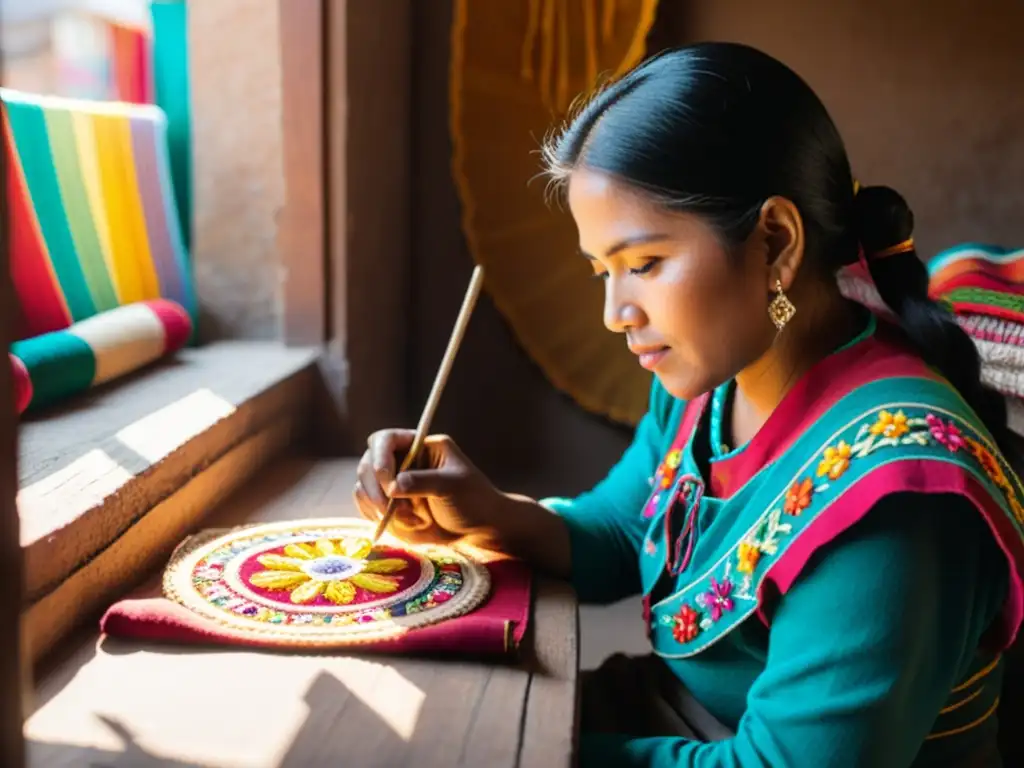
[371,265,485,544]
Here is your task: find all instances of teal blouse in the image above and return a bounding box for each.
[547,381,1010,768]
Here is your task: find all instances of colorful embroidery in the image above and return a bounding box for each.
[703,578,735,621]
[736,541,760,574]
[926,414,965,453]
[816,440,851,479]
[869,409,910,439]
[966,437,1010,493]
[247,538,409,605]
[783,478,814,516]
[654,404,1024,654]
[667,604,701,642]
[665,449,683,473]
[644,447,685,517]
[163,519,491,645]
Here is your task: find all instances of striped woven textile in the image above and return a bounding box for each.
[10,299,192,415]
[928,243,1024,326]
[838,248,1024,403]
[2,87,196,342]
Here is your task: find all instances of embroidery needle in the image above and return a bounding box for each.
[371,265,485,546]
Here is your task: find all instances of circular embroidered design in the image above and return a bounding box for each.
[163,519,491,646]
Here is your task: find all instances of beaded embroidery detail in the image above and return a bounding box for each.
[644,447,684,518]
[650,404,1024,656]
[163,519,491,646]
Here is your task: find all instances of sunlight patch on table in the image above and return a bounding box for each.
[116,387,237,463]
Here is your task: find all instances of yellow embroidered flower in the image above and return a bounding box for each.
[665,449,683,470]
[1010,496,1024,525]
[736,542,760,574]
[869,410,910,439]
[965,438,1010,493]
[248,537,407,605]
[816,441,852,480]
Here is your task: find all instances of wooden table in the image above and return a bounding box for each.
[24,458,579,767]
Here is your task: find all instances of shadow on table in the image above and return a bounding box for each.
[28,671,423,768]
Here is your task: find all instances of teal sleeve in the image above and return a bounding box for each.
[542,382,680,604]
[578,493,1009,767]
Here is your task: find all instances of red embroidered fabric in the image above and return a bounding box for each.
[101,558,531,657]
[101,520,533,658]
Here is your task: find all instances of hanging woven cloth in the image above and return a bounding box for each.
[451,0,660,425]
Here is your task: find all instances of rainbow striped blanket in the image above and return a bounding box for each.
[2,88,196,342]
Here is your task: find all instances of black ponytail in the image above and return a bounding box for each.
[855,186,1009,451]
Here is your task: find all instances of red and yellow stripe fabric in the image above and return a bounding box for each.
[2,87,195,341]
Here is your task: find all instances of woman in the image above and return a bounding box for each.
[354,43,1024,767]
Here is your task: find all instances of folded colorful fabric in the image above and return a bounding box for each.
[928,243,1024,324]
[10,354,31,414]
[10,298,192,414]
[101,519,532,657]
[838,247,1024,410]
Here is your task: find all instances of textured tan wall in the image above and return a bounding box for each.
[656,0,1024,259]
[2,47,56,94]
[189,0,285,341]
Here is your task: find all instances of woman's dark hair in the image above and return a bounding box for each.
[542,41,1008,450]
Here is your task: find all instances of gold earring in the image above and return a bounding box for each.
[768,279,796,331]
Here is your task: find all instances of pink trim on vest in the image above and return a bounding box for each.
[758,461,1024,651]
[710,327,941,499]
[676,393,710,449]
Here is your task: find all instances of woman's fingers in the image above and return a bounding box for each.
[369,429,416,491]
[392,498,431,529]
[356,455,390,515]
[391,501,458,546]
[353,479,381,521]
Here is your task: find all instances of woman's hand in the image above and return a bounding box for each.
[354,429,573,577]
[354,430,506,546]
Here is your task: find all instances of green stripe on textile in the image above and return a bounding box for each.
[151,0,193,252]
[11,332,97,411]
[5,99,96,321]
[44,107,120,312]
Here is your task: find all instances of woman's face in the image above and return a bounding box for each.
[567,168,777,401]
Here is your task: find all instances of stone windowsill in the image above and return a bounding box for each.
[17,340,320,661]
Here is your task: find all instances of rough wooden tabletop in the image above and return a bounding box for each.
[24,458,579,767]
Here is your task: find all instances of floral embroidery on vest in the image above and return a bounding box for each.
[654,405,1024,654]
[817,440,852,479]
[870,409,910,439]
[927,414,965,452]
[671,604,702,642]
[701,577,735,621]
[783,478,814,516]
[644,448,684,518]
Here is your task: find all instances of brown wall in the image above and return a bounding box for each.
[656,0,1024,259]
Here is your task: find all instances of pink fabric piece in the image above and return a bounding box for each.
[9,353,32,414]
[760,462,1024,651]
[101,558,532,657]
[143,298,192,353]
[674,324,938,500]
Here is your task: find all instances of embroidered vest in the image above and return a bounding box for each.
[639,374,1024,661]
